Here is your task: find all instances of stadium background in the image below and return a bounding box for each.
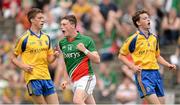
[0,0,180,104]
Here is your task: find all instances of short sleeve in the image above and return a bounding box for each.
[47,36,54,55]
[119,37,132,55]
[13,38,23,56]
[156,41,160,57]
[87,37,96,52]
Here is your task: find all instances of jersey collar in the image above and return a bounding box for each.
[137,30,152,39]
[29,29,43,38]
[76,32,81,39]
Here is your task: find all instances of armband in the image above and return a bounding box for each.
[84,49,89,55]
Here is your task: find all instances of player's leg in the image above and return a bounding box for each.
[73,88,87,104]
[31,95,46,104]
[144,94,161,104]
[156,70,165,104]
[84,75,96,104]
[27,80,47,104]
[43,80,59,104]
[158,96,165,104]
[72,75,96,104]
[44,93,59,104]
[135,70,163,104]
[85,94,96,105]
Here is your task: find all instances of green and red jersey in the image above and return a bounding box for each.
[59,32,97,82]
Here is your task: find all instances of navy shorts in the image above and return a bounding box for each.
[135,70,164,98]
[27,80,56,96]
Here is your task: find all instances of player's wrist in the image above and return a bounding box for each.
[84,49,89,55]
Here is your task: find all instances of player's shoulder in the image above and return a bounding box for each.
[79,33,93,41]
[41,31,50,38]
[124,32,138,43]
[151,32,159,39]
[17,30,30,40]
[59,37,66,44]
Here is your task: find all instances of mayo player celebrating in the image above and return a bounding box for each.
[59,15,100,104]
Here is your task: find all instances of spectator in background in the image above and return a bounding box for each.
[161,8,180,45]
[42,11,61,48]
[96,62,117,103]
[171,37,180,85]
[33,0,49,10]
[2,66,21,104]
[98,0,121,37]
[72,0,92,30]
[16,2,31,35]
[2,0,21,18]
[176,42,180,85]
[50,0,72,22]
[115,72,138,104]
[120,54,134,81]
[90,3,104,36]
[0,0,2,16]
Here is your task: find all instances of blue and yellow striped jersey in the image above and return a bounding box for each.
[120,30,160,70]
[14,30,54,84]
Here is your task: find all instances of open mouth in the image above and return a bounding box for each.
[62,30,66,34]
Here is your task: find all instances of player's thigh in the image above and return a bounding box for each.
[85,94,96,105]
[144,94,161,104]
[44,93,59,104]
[158,96,165,104]
[72,75,96,95]
[31,95,46,104]
[73,88,88,103]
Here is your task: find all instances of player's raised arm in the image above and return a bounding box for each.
[77,43,100,64]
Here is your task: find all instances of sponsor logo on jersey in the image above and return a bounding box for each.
[63,52,80,58]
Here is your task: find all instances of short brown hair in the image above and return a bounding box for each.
[61,15,77,27]
[27,8,43,23]
[132,10,149,28]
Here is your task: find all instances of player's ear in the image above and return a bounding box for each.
[30,18,33,23]
[136,21,140,26]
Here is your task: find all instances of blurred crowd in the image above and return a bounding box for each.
[0,0,180,104]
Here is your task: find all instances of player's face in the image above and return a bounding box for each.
[138,13,150,30]
[60,19,74,37]
[32,13,45,29]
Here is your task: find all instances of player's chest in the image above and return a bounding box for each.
[61,40,87,53]
[136,36,157,50]
[26,37,49,49]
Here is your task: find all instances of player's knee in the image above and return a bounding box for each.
[73,98,84,104]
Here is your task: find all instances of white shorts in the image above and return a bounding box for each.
[72,75,96,95]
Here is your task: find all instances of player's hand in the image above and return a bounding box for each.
[168,64,176,71]
[54,51,60,58]
[130,65,141,73]
[60,81,68,90]
[76,43,86,52]
[54,45,60,58]
[21,64,33,73]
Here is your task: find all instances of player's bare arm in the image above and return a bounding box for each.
[47,50,60,63]
[56,50,71,90]
[60,68,71,90]
[118,54,141,73]
[11,53,33,73]
[77,43,100,63]
[157,55,176,71]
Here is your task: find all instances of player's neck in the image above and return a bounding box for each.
[138,28,149,37]
[67,31,78,42]
[30,26,41,36]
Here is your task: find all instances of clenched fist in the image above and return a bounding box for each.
[76,43,86,52]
